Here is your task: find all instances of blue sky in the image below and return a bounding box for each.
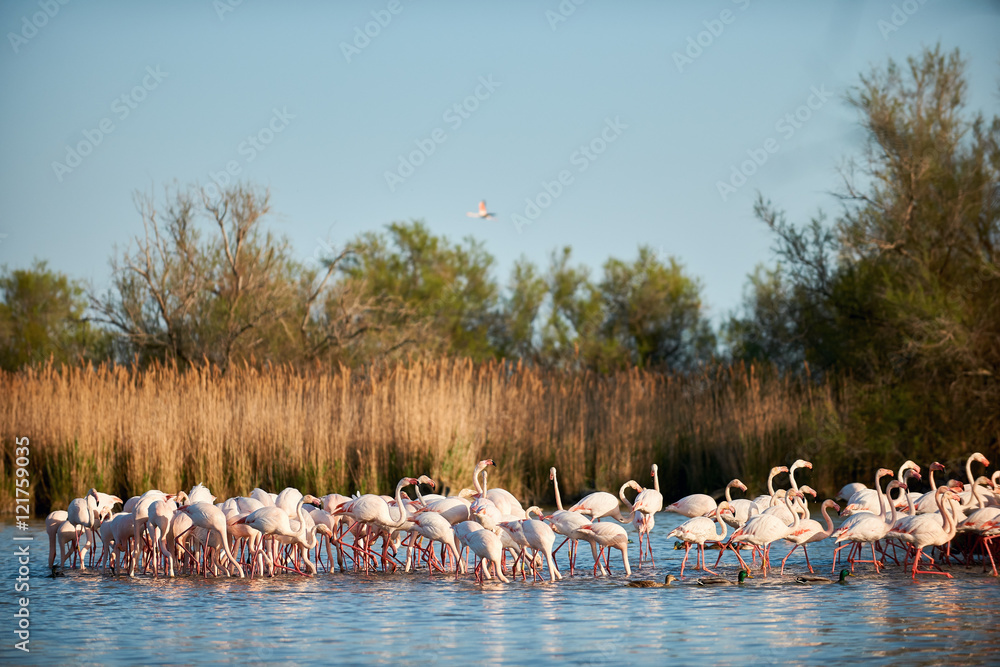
[1,0,998,324]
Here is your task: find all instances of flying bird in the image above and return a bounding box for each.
[467,200,495,220]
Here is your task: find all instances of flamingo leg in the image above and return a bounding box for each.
[679,543,691,577]
[780,544,798,575]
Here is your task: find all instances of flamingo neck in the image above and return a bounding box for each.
[820,503,836,535]
[651,466,660,493]
[874,472,890,520]
[767,471,777,496]
[784,493,800,529]
[965,455,975,487]
[928,467,938,492]
[789,465,799,492]
[724,482,735,504]
[391,479,410,528]
[885,488,899,526]
[552,471,564,511]
[966,480,985,511]
[713,505,728,541]
[473,465,485,496]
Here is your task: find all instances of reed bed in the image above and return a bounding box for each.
[2,359,850,516]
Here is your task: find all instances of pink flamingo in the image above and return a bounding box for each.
[668,501,730,577]
[780,499,839,574]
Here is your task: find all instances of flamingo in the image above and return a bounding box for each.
[146,497,180,577]
[751,466,789,513]
[837,482,867,502]
[840,467,896,518]
[238,496,326,576]
[730,489,803,576]
[45,510,69,569]
[667,479,747,520]
[912,462,948,513]
[518,507,562,581]
[176,502,244,578]
[667,500,730,577]
[544,467,594,574]
[957,453,991,506]
[842,460,919,516]
[566,478,632,522]
[832,480,906,573]
[457,524,509,583]
[466,200,495,220]
[888,486,961,579]
[577,522,631,577]
[333,477,418,572]
[780,499,840,574]
[624,464,664,564]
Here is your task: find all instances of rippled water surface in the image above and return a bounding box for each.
[2,515,997,666]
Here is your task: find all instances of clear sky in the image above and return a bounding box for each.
[1,0,998,323]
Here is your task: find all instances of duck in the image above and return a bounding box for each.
[626,574,679,588]
[698,569,751,586]
[796,569,851,584]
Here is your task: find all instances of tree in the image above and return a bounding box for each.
[341,221,500,360]
[490,257,547,361]
[0,260,109,370]
[93,183,360,368]
[599,246,716,369]
[733,45,1000,455]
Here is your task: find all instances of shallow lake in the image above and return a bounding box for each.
[1,513,997,666]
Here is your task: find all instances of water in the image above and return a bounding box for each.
[2,514,997,666]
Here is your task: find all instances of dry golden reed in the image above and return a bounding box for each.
[1,359,843,515]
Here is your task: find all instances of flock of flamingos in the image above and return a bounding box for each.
[44,453,999,585]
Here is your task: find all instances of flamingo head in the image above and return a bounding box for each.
[946,479,964,491]
[887,480,907,492]
[824,500,841,513]
[877,468,894,479]
[733,479,748,492]
[416,475,436,489]
[302,494,322,507]
[549,467,556,481]
[773,466,789,476]
[798,485,818,498]
[316,525,333,538]
[650,464,658,477]
[972,452,990,467]
[930,462,946,472]
[792,459,813,470]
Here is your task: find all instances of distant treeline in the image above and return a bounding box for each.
[1,46,997,510]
